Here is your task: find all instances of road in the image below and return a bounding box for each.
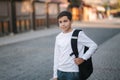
[0,28,120,80]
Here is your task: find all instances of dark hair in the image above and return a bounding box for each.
[57,11,72,21]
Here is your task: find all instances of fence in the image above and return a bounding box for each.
[0,0,60,37]
[0,1,11,36]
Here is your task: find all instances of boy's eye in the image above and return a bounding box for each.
[64,20,68,22]
[59,21,62,23]
[58,19,68,24]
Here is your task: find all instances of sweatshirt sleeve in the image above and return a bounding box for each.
[53,38,59,78]
[78,31,98,60]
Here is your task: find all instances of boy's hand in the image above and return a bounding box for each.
[74,58,85,65]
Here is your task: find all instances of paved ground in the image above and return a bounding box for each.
[0,26,60,46]
[72,17,120,28]
[88,32,120,80]
[0,18,120,80]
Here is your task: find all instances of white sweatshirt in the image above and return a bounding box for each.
[53,29,98,78]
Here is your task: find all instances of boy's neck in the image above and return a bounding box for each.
[63,28,73,33]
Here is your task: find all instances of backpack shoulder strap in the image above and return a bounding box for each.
[70,29,89,58]
[70,29,82,58]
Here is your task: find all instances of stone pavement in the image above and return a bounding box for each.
[0,18,120,80]
[0,27,60,46]
[88,32,120,80]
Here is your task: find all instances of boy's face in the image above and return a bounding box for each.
[58,16,72,33]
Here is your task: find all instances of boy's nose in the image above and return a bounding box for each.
[61,23,65,26]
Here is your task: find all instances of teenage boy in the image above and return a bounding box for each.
[53,11,98,80]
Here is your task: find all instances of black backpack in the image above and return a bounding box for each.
[70,29,93,80]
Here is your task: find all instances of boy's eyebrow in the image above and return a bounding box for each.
[58,19,68,22]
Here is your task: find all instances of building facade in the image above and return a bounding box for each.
[0,0,60,37]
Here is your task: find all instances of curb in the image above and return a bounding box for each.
[0,27,60,46]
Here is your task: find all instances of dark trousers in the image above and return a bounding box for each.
[57,70,81,80]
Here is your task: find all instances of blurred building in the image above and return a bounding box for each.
[67,0,117,21]
[81,1,106,21]
[0,0,61,37]
[69,0,106,21]
[0,0,118,37]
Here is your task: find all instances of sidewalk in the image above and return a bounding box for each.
[0,18,120,46]
[72,17,120,28]
[0,27,60,46]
